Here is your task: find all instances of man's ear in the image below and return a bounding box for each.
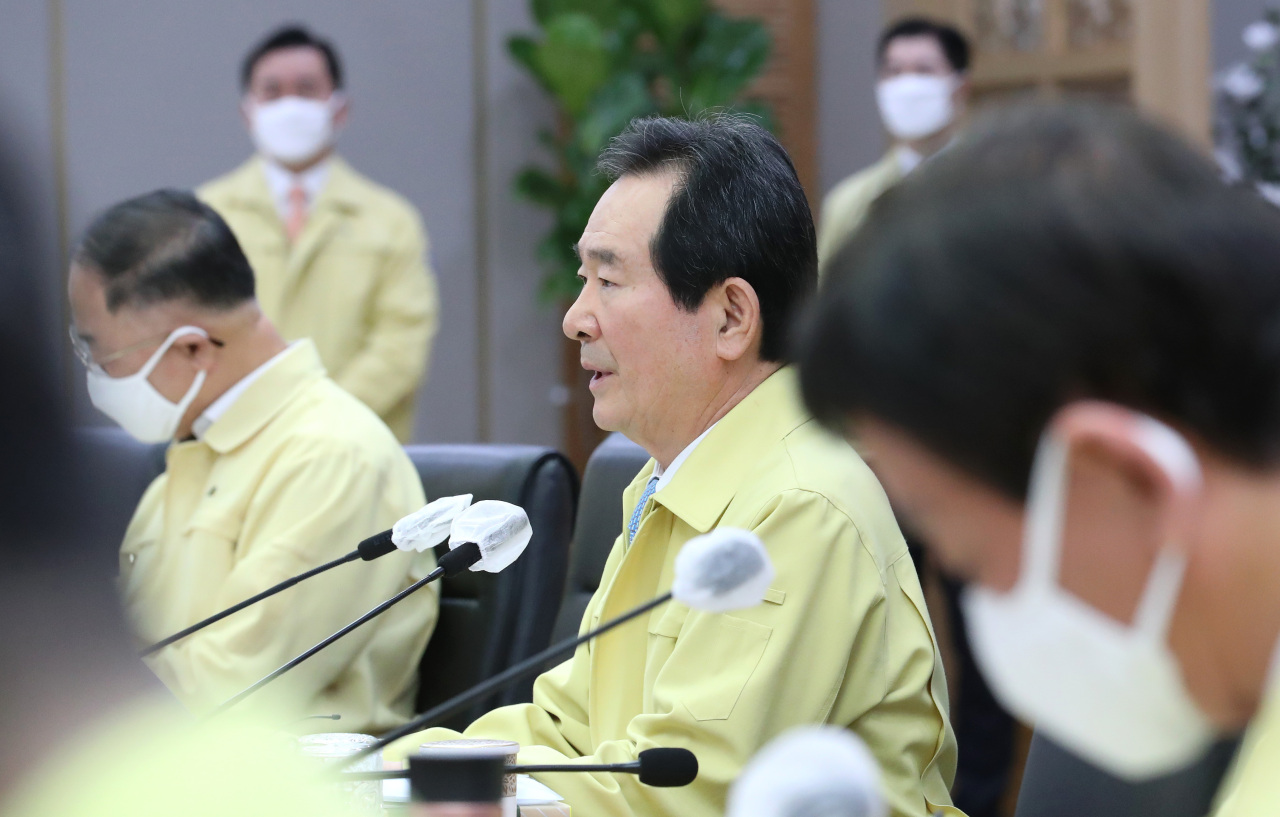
[954,73,973,110]
[177,333,220,373]
[713,277,763,362]
[1053,401,1201,521]
[332,94,350,129]
[1048,401,1204,623]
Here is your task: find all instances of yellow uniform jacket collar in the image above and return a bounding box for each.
[218,155,364,217]
[199,339,327,455]
[641,366,806,533]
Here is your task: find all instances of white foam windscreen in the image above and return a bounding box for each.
[726,727,887,817]
[671,528,774,613]
[449,500,532,573]
[392,494,474,553]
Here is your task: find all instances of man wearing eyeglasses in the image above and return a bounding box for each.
[67,189,438,734]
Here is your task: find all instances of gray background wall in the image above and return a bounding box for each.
[0,0,564,447]
[816,0,887,197]
[0,0,1255,448]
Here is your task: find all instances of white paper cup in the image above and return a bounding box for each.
[419,739,520,817]
[298,732,382,816]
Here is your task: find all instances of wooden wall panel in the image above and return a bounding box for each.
[717,0,819,201]
[1133,0,1211,144]
[881,0,1210,143]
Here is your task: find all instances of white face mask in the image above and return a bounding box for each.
[876,73,957,141]
[248,95,338,166]
[961,414,1218,780]
[86,326,209,444]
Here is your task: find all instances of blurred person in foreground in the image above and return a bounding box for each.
[389,114,962,817]
[0,151,343,817]
[818,19,1013,817]
[797,102,1280,814]
[67,189,436,733]
[199,24,438,442]
[817,17,971,272]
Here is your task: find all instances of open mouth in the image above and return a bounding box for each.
[584,362,615,390]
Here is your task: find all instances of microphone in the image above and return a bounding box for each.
[139,493,473,656]
[342,747,699,788]
[517,748,698,788]
[726,727,886,817]
[448,499,534,573]
[210,501,531,716]
[355,528,775,761]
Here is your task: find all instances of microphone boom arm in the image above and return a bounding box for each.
[140,529,400,657]
[210,542,482,717]
[355,591,673,762]
[339,761,641,782]
[140,549,360,657]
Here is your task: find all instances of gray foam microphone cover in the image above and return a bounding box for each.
[671,528,774,613]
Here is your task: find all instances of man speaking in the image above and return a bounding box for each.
[67,190,437,732]
[392,115,959,817]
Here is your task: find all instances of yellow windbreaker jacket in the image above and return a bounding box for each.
[393,368,960,817]
[817,149,906,274]
[120,341,437,733]
[198,157,438,441]
[1212,681,1280,815]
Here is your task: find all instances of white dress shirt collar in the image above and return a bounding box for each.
[895,144,923,175]
[653,422,719,493]
[260,156,331,222]
[192,342,301,440]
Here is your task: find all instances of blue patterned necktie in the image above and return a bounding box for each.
[628,476,659,544]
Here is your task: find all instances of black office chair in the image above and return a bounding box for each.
[76,429,578,729]
[407,444,577,727]
[550,432,649,643]
[1013,730,1240,817]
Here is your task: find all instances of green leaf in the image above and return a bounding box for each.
[507,35,542,82]
[533,14,613,115]
[576,71,657,155]
[533,0,623,29]
[514,167,571,207]
[683,14,771,111]
[642,0,707,47]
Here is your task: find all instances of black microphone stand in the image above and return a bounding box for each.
[210,542,481,717]
[352,592,674,762]
[140,530,397,657]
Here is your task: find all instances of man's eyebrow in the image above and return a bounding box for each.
[572,243,618,266]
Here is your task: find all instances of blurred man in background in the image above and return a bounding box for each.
[200,24,438,442]
[392,114,961,817]
[798,102,1280,814]
[817,17,971,271]
[67,189,436,733]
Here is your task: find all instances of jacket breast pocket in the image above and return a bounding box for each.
[651,611,772,721]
